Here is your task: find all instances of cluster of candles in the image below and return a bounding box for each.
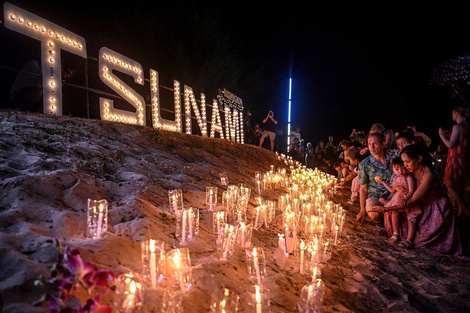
[271,158,345,312]
[86,157,345,312]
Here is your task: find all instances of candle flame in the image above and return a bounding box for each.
[130,280,136,293]
[255,285,261,303]
[253,247,257,257]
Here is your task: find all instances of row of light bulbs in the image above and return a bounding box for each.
[6,3,243,143]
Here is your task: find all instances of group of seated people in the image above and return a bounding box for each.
[326,111,469,259]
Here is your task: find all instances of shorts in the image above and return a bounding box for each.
[262,130,276,141]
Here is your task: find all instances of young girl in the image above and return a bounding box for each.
[374,157,422,244]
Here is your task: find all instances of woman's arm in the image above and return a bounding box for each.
[387,167,434,210]
[403,175,416,201]
[439,124,461,149]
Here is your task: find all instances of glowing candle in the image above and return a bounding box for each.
[222,225,233,260]
[284,224,289,253]
[188,209,193,242]
[320,223,324,244]
[323,241,328,261]
[312,266,317,281]
[96,203,104,239]
[253,248,262,287]
[172,194,177,213]
[173,250,184,293]
[254,207,260,230]
[334,224,339,245]
[340,215,345,235]
[300,240,305,274]
[149,240,157,289]
[306,284,313,311]
[240,222,246,247]
[217,212,221,234]
[209,189,213,210]
[255,285,262,313]
[123,280,136,310]
[311,243,318,265]
[181,210,187,245]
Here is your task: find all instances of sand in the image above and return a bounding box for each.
[0,110,469,313]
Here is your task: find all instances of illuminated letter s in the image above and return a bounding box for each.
[99,47,145,125]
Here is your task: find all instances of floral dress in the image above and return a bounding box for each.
[443,122,469,191]
[384,168,464,258]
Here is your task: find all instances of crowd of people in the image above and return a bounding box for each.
[248,106,469,259]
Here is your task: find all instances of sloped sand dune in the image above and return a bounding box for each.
[0,110,469,313]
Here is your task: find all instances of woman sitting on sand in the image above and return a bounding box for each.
[370,145,464,257]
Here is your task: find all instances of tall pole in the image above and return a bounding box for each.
[286,77,292,152]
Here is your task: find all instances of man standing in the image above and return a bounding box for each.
[259,110,278,151]
[356,132,393,223]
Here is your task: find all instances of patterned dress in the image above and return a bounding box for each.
[385,167,464,257]
[414,169,463,257]
[443,122,469,191]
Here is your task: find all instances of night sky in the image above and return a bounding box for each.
[1,1,469,151]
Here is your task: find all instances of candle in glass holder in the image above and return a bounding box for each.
[150,241,157,289]
[222,225,234,261]
[254,207,260,230]
[255,285,262,313]
[206,187,217,211]
[181,210,187,245]
[117,273,143,313]
[253,247,262,287]
[334,224,339,245]
[87,199,108,240]
[123,280,136,310]
[96,203,104,239]
[300,240,305,274]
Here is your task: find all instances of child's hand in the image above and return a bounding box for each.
[374,176,383,183]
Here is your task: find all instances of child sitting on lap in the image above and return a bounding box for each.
[372,157,422,245]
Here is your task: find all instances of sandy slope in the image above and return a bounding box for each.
[0,110,469,313]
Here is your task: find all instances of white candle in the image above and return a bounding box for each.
[312,266,317,281]
[217,212,221,234]
[320,223,324,244]
[209,189,213,210]
[222,226,233,260]
[96,203,103,239]
[240,222,246,247]
[255,285,262,313]
[188,209,193,242]
[284,224,289,253]
[334,224,339,245]
[254,207,260,230]
[253,248,262,287]
[123,280,136,310]
[340,215,345,235]
[181,210,187,245]
[300,241,305,274]
[149,240,157,289]
[264,206,269,228]
[306,284,313,312]
[293,225,297,250]
[172,194,177,213]
[323,241,328,262]
[173,250,185,293]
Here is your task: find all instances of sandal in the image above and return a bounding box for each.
[389,233,400,244]
[399,239,413,250]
